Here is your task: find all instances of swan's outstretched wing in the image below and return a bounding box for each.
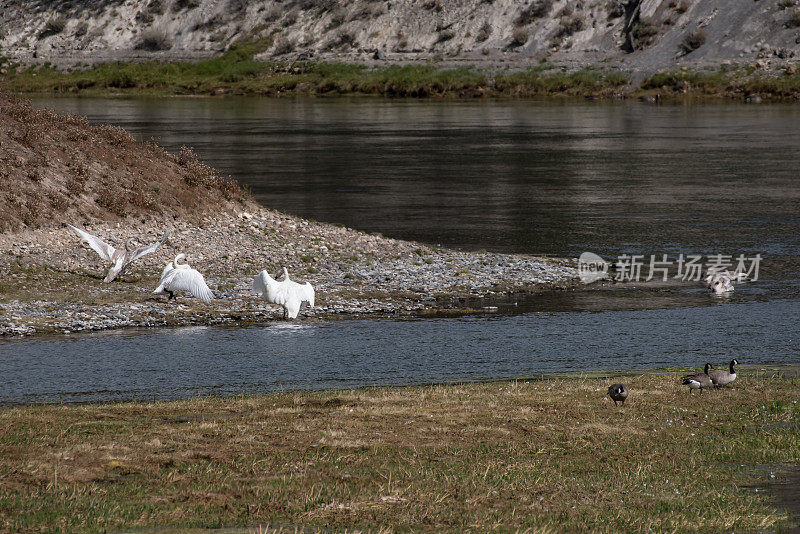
[128,230,170,263]
[68,224,115,263]
[165,268,214,302]
[299,282,315,307]
[158,261,175,283]
[253,271,271,296]
[153,262,175,294]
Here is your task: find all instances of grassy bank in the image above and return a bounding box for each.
[1,370,798,532]
[0,48,629,98]
[2,46,800,99]
[641,65,800,100]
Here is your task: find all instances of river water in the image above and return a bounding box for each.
[0,98,797,404]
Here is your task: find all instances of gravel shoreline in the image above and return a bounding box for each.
[0,207,578,337]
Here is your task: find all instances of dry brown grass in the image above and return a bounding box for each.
[0,372,797,532]
[0,94,249,232]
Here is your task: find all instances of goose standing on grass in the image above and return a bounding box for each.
[68,224,169,282]
[152,253,214,302]
[681,363,714,394]
[709,359,739,388]
[607,384,629,406]
[252,267,315,319]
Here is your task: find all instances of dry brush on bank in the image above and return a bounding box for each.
[0,94,248,233]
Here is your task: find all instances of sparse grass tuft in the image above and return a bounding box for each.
[135,29,172,51]
[517,0,554,25]
[172,0,201,11]
[273,38,295,56]
[39,17,66,39]
[680,28,707,54]
[436,28,455,43]
[632,16,660,48]
[74,21,88,37]
[788,7,800,27]
[476,22,492,42]
[511,27,529,47]
[606,0,624,18]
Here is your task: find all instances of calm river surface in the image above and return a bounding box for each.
[0,98,797,404]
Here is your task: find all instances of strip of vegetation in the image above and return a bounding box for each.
[641,65,800,99]
[0,371,798,532]
[0,45,630,98]
[3,41,800,100]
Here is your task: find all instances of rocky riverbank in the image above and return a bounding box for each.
[0,207,578,337]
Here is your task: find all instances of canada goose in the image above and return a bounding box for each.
[681,363,714,394]
[639,93,661,104]
[607,384,629,406]
[709,359,739,388]
[152,254,214,302]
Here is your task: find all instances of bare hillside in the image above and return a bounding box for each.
[0,94,249,232]
[0,0,798,73]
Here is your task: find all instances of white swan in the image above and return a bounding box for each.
[705,269,747,285]
[152,253,214,302]
[68,224,169,282]
[706,273,734,294]
[252,267,315,319]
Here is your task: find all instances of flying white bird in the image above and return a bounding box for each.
[252,267,315,319]
[67,224,169,282]
[152,253,214,302]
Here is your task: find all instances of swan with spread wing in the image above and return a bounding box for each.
[67,224,169,282]
[152,253,214,302]
[252,267,315,319]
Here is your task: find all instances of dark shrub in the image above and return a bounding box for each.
[476,22,492,42]
[511,27,528,46]
[273,38,295,55]
[632,17,660,48]
[679,28,706,53]
[39,17,66,39]
[788,7,800,27]
[517,0,554,25]
[136,29,172,51]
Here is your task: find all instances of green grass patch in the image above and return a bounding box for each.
[641,67,800,99]
[0,372,797,532]
[1,49,631,99]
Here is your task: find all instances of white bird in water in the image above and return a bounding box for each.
[705,270,736,294]
[253,267,315,319]
[153,253,214,302]
[705,268,747,284]
[67,224,169,282]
